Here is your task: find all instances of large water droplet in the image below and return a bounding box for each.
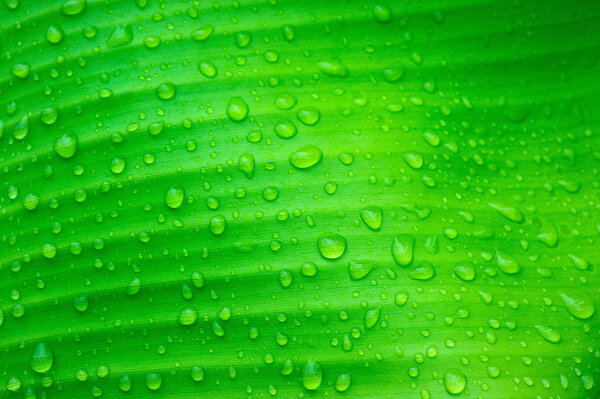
[178,308,197,326]
[106,24,133,48]
[302,359,323,390]
[31,343,54,373]
[61,0,86,15]
[54,134,78,159]
[535,325,561,343]
[317,233,347,259]
[391,235,414,266]
[165,186,185,209]
[443,368,466,394]
[559,292,595,320]
[496,250,520,274]
[348,260,375,280]
[289,145,322,169]
[360,206,382,231]
[227,97,249,122]
[488,201,524,223]
[145,372,162,391]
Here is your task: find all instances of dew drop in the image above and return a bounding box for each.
[391,235,414,266]
[31,343,54,373]
[443,368,466,394]
[317,233,347,259]
[289,145,322,169]
[302,359,323,390]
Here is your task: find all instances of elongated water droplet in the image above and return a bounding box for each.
[535,325,561,343]
[209,215,227,235]
[118,375,132,392]
[559,292,595,320]
[198,60,217,78]
[238,153,255,178]
[488,201,524,223]
[392,235,414,266]
[31,343,54,373]
[496,250,520,274]
[302,359,323,390]
[46,25,64,44]
[402,152,424,169]
[191,24,214,41]
[13,115,29,140]
[364,308,380,329]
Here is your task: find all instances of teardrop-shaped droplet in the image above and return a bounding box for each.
[488,201,524,223]
[408,261,435,281]
[360,206,382,231]
[302,359,323,390]
[348,260,375,280]
[496,250,520,274]
[535,325,561,343]
[454,261,475,282]
[559,292,595,320]
[106,24,133,48]
[317,59,349,77]
[61,0,86,15]
[391,235,414,266]
[364,308,380,329]
[443,368,466,395]
[145,372,162,391]
[165,186,185,209]
[31,343,54,373]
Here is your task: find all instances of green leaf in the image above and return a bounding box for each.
[1,0,599,398]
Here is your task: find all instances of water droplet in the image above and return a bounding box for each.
[11,63,30,79]
[348,260,375,280]
[360,206,382,231]
[391,235,414,266]
[198,60,217,78]
[191,366,204,382]
[46,25,64,44]
[335,373,351,392]
[488,201,524,223]
[317,233,347,259]
[165,186,185,209]
[317,59,349,77]
[227,97,249,122]
[23,193,40,211]
[364,308,380,329]
[559,292,595,320]
[454,261,475,282]
[110,157,125,174]
[296,107,320,126]
[156,82,176,100]
[302,359,323,390]
[126,278,141,296]
[238,153,255,178]
[395,291,408,306]
[209,215,227,235]
[118,375,132,392]
[235,31,251,48]
[373,4,393,22]
[290,145,322,169]
[191,24,214,41]
[301,261,318,277]
[279,269,293,288]
[535,325,561,343]
[41,107,59,125]
[402,152,424,169]
[13,115,29,140]
[496,250,520,274]
[73,295,88,312]
[275,93,296,110]
[31,343,54,373]
[106,24,133,48]
[61,0,86,15]
[274,119,297,139]
[443,368,466,394]
[178,308,197,326]
[409,262,435,281]
[54,134,78,159]
[145,372,162,391]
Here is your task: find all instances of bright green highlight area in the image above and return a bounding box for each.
[0,0,599,398]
